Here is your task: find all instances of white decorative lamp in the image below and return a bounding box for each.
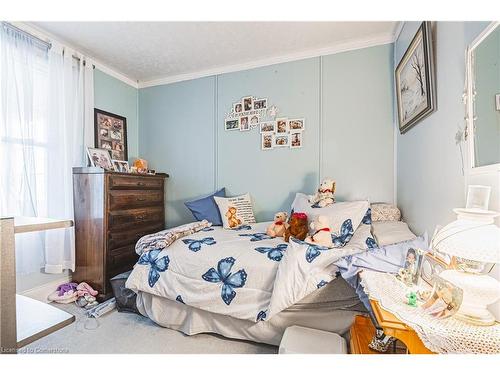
[431,186,500,326]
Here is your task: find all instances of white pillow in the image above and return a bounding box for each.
[291,193,369,244]
[371,221,416,246]
[347,223,378,250]
[214,193,256,229]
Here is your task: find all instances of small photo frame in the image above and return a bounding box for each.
[404,248,424,284]
[253,98,267,110]
[421,275,463,319]
[274,134,289,148]
[249,114,260,126]
[234,102,243,113]
[95,109,127,161]
[239,116,250,131]
[112,159,130,173]
[87,147,114,171]
[276,118,288,134]
[496,94,500,111]
[243,97,253,111]
[225,118,239,131]
[260,121,276,133]
[261,133,274,150]
[290,131,303,149]
[289,118,305,131]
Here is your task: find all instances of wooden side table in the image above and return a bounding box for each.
[370,299,434,354]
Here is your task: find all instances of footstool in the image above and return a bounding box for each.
[279,325,347,354]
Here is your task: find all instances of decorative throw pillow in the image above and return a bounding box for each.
[370,203,401,222]
[291,193,369,244]
[184,188,226,225]
[214,193,256,229]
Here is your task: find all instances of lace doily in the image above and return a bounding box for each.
[361,270,500,354]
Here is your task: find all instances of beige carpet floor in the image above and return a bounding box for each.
[21,303,277,354]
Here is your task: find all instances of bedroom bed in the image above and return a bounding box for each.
[136,273,366,346]
[125,200,419,346]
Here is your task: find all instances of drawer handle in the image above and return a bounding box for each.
[136,215,146,221]
[137,197,146,202]
[137,182,145,186]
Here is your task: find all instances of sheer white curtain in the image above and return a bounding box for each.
[0,23,94,274]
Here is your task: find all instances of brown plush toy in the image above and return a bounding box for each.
[284,212,309,242]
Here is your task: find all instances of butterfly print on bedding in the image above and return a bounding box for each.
[362,208,372,225]
[256,310,267,322]
[182,237,216,252]
[202,257,247,306]
[231,225,252,231]
[366,237,377,249]
[291,238,331,263]
[201,227,215,232]
[176,295,185,304]
[254,244,288,262]
[137,249,170,287]
[238,232,272,242]
[317,280,329,289]
[331,219,354,247]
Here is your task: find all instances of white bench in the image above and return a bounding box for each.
[279,325,347,354]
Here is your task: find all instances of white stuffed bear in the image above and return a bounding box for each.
[309,178,336,208]
[305,215,333,248]
[266,212,289,238]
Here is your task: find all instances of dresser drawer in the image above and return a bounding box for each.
[107,244,139,268]
[108,207,164,229]
[108,175,164,190]
[108,223,164,250]
[108,190,164,210]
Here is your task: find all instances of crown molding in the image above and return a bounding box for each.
[138,31,396,88]
[17,22,139,89]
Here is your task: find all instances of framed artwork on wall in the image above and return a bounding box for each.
[94,108,128,161]
[395,21,436,134]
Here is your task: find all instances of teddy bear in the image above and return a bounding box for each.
[284,212,309,242]
[304,215,333,248]
[226,206,241,228]
[309,178,336,208]
[266,212,289,238]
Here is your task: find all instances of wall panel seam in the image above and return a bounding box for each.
[214,75,219,190]
[318,56,323,184]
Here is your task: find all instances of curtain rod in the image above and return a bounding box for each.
[1,22,52,50]
[2,22,93,68]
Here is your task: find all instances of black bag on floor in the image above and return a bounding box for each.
[110,271,139,314]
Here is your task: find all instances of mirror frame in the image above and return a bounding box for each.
[466,21,500,172]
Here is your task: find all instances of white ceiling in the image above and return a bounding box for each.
[33,22,399,85]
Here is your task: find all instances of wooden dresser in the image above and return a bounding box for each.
[72,167,168,301]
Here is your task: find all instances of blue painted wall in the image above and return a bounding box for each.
[395,22,490,235]
[139,77,216,226]
[94,69,139,162]
[322,45,395,203]
[139,44,395,227]
[216,58,321,222]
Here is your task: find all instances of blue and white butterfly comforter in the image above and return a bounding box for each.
[126,221,371,323]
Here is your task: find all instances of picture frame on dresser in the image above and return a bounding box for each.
[94,108,128,161]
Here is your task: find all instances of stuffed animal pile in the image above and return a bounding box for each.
[309,178,336,208]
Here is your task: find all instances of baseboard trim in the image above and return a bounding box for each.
[20,274,72,303]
